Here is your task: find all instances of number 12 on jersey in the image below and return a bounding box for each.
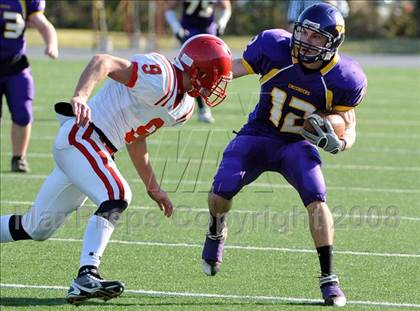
[269,87,316,134]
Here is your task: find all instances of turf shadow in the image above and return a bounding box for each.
[0,296,137,307]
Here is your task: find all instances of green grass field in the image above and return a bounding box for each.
[1,59,420,310]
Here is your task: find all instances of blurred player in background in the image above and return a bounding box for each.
[201,3,366,307]
[288,0,349,32]
[165,0,232,123]
[0,0,58,172]
[0,34,232,305]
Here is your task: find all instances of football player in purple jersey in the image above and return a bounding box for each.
[0,0,58,172]
[201,3,367,307]
[165,0,231,123]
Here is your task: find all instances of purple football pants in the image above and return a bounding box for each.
[0,68,34,126]
[212,135,327,207]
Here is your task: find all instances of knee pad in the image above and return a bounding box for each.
[11,102,32,126]
[302,193,327,207]
[23,219,57,241]
[12,114,32,126]
[95,199,128,225]
[211,179,241,201]
[27,229,53,241]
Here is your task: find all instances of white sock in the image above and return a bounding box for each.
[80,215,114,268]
[0,215,14,243]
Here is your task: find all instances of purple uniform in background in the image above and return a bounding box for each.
[213,29,367,206]
[180,0,218,42]
[0,0,45,125]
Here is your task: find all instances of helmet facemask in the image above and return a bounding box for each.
[188,68,232,107]
[292,22,344,63]
[202,74,232,107]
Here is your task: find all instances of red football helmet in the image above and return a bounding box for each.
[174,34,232,107]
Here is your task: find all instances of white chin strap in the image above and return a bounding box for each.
[323,51,334,61]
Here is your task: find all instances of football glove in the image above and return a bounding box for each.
[301,114,346,155]
[216,24,226,36]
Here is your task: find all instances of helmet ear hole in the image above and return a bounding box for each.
[199,71,207,79]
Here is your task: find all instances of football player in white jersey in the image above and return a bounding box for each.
[0,34,232,305]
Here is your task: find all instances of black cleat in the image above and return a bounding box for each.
[66,272,124,305]
[11,156,30,173]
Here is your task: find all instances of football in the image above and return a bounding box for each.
[303,111,345,139]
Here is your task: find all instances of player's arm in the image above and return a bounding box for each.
[126,137,173,217]
[216,0,232,36]
[164,1,185,40]
[71,54,134,127]
[334,109,356,150]
[232,58,253,79]
[27,12,58,59]
[287,0,302,32]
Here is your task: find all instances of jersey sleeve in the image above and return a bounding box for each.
[242,29,292,76]
[27,0,45,17]
[332,62,368,111]
[127,53,175,107]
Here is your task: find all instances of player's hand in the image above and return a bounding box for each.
[147,188,173,217]
[301,114,345,154]
[70,96,91,128]
[176,28,190,42]
[216,24,226,36]
[45,45,59,59]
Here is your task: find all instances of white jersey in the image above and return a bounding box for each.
[14,54,198,246]
[89,53,195,149]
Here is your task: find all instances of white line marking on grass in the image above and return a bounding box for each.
[2,174,419,194]
[4,115,420,127]
[2,131,420,142]
[2,153,420,172]
[39,238,420,258]
[324,163,420,172]
[356,147,420,155]
[3,147,420,156]
[2,200,420,222]
[360,132,420,139]
[357,119,420,127]
[1,283,420,308]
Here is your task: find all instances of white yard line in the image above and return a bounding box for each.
[1,152,420,172]
[15,237,413,258]
[356,147,420,155]
[6,116,420,126]
[0,283,419,308]
[2,173,419,194]
[2,131,420,141]
[2,147,419,155]
[2,200,420,222]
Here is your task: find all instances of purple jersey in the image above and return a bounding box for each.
[180,0,216,30]
[240,29,367,141]
[0,0,45,61]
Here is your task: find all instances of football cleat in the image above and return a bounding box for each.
[66,270,124,305]
[198,107,215,123]
[320,274,346,307]
[11,156,30,173]
[202,227,227,276]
